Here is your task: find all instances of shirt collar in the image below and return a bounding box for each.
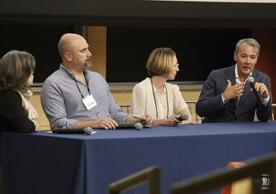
[60,64,88,78]
[234,64,252,84]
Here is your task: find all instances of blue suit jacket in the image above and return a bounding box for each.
[196,65,272,123]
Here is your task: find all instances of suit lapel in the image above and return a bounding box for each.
[237,70,257,113]
[238,82,251,105]
[224,66,236,86]
[224,66,237,108]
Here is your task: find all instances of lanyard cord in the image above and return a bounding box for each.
[72,72,90,99]
[150,78,169,119]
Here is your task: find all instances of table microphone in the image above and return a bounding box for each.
[115,122,143,130]
[51,127,94,135]
[84,127,93,135]
[134,122,144,130]
[176,114,189,121]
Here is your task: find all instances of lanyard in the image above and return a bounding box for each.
[72,72,91,99]
[150,78,169,119]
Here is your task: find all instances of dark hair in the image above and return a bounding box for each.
[146,47,176,77]
[0,50,35,91]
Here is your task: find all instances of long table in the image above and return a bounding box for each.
[2,122,276,194]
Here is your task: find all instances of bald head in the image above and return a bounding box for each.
[58,33,86,59]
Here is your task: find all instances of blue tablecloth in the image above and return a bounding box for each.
[2,122,276,194]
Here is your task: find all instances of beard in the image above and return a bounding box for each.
[82,60,92,71]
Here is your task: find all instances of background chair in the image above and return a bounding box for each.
[170,153,276,194]
[186,100,202,123]
[221,162,253,194]
[109,166,160,194]
[272,103,276,120]
[119,104,132,114]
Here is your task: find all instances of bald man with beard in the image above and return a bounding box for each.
[41,33,151,130]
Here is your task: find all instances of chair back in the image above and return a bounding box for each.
[109,166,160,194]
[170,153,276,194]
[272,103,276,120]
[186,100,202,123]
[221,162,253,194]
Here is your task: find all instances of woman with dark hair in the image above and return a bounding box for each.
[0,50,38,133]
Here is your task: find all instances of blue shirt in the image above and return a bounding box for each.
[41,65,128,129]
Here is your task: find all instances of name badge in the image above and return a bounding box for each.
[82,94,97,110]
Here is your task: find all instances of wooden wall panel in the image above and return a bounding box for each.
[87,26,107,78]
[252,29,276,106]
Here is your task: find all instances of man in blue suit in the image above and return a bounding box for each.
[196,38,272,123]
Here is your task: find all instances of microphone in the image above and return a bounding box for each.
[116,123,143,130]
[51,127,94,135]
[134,122,144,130]
[176,114,189,121]
[247,76,262,103]
[84,127,93,135]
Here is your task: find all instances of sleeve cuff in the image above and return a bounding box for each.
[261,95,270,106]
[221,94,228,104]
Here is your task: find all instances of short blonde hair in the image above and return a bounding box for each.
[146,47,176,76]
[0,50,35,91]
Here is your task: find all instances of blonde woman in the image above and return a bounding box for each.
[132,47,193,126]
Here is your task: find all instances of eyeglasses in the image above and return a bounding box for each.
[173,63,179,68]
